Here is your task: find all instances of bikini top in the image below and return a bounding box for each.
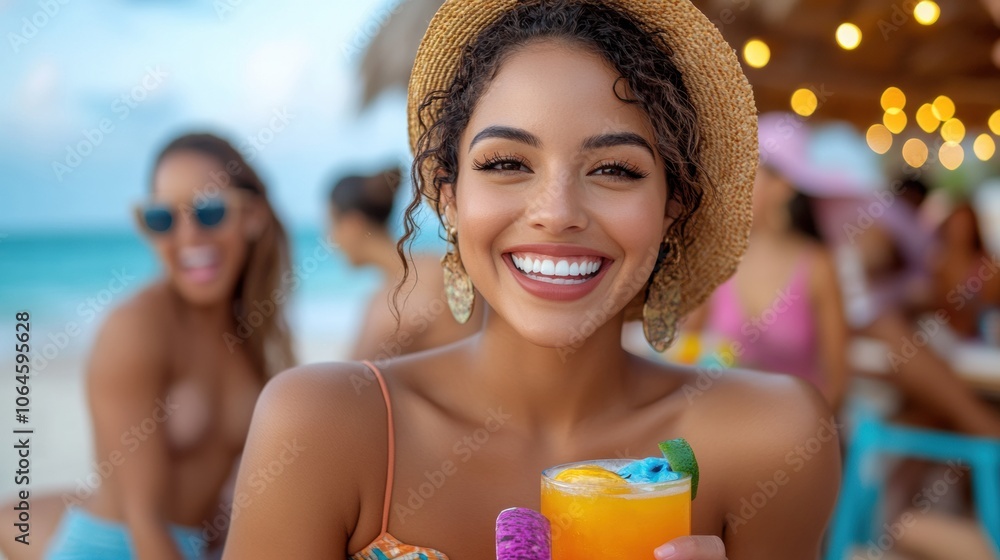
[349,361,450,560]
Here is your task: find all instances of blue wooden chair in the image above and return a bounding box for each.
[825,412,1000,560]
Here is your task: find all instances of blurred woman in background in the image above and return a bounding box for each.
[690,163,849,411]
[328,167,482,360]
[930,202,1000,343]
[0,133,294,560]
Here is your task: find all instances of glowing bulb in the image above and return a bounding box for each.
[883,111,908,134]
[940,118,966,143]
[791,88,818,117]
[916,103,940,133]
[939,142,964,170]
[902,138,929,168]
[881,87,906,114]
[975,134,996,161]
[914,1,940,25]
[931,96,955,121]
[743,39,771,69]
[990,110,1000,135]
[866,124,893,154]
[836,23,862,50]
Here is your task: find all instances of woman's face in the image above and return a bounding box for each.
[147,150,263,307]
[328,207,369,267]
[752,165,793,230]
[449,39,670,348]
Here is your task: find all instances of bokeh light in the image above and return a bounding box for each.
[974,134,996,160]
[866,124,893,154]
[791,88,819,117]
[931,95,956,121]
[990,109,1000,135]
[914,1,941,25]
[940,118,966,143]
[881,87,906,114]
[743,39,771,69]
[939,142,965,170]
[836,23,862,50]
[902,138,929,167]
[916,103,941,133]
[883,110,908,134]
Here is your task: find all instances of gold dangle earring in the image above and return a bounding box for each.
[642,237,683,353]
[442,224,474,324]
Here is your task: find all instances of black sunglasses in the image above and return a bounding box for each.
[137,197,229,234]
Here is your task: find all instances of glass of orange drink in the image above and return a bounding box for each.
[540,454,693,559]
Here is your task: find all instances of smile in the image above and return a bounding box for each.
[503,245,612,301]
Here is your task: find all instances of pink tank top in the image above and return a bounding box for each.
[705,258,821,387]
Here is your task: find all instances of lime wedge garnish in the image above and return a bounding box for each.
[659,438,699,499]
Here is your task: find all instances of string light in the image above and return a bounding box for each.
[914,1,940,25]
[836,23,862,50]
[743,39,771,69]
[916,103,940,133]
[791,88,818,117]
[974,134,996,161]
[881,87,906,114]
[989,110,1000,135]
[939,142,964,170]
[931,96,955,121]
[866,124,893,154]
[902,138,929,167]
[940,118,965,143]
[883,110,908,134]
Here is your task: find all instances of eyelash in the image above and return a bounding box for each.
[472,152,528,172]
[471,153,650,181]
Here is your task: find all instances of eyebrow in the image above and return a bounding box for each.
[467,126,656,159]
[469,126,541,152]
[582,132,656,159]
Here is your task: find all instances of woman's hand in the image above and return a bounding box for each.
[655,536,727,560]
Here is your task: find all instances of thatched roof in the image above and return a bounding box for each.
[359,0,1000,128]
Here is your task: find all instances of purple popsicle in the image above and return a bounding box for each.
[496,507,551,560]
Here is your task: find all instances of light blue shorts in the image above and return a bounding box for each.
[45,506,207,560]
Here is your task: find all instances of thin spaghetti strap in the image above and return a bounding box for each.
[362,360,395,535]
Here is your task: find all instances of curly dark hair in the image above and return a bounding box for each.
[395,0,706,317]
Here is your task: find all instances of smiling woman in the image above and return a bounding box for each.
[223,1,840,559]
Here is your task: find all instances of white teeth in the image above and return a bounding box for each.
[511,254,604,278]
[180,246,218,269]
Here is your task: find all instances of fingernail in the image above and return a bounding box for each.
[654,544,676,559]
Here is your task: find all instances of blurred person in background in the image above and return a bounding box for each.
[689,161,850,411]
[0,133,295,560]
[328,167,482,360]
[756,114,1000,438]
[930,201,1000,344]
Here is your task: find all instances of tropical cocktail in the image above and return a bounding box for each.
[540,439,698,559]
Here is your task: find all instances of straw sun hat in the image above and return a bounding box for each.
[407,0,758,320]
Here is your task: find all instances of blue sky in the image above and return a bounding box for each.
[0,0,411,233]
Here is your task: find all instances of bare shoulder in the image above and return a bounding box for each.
[682,368,841,540]
[87,284,175,385]
[226,361,392,554]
